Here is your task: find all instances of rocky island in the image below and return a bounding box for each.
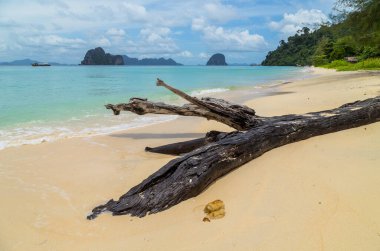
[80,47,182,66]
[206,53,227,66]
[81,47,124,65]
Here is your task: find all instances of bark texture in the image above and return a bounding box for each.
[105,79,260,130]
[88,79,380,220]
[145,131,228,155]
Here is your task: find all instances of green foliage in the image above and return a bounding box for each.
[262,27,332,66]
[358,46,379,60]
[329,36,357,60]
[312,36,333,66]
[262,0,380,68]
[312,55,329,66]
[321,59,350,69]
[321,58,380,71]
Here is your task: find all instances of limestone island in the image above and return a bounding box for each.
[206,53,228,66]
[80,47,182,66]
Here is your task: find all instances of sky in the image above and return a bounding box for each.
[0,0,335,65]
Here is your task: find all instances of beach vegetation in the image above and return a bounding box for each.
[321,58,380,71]
[262,0,380,69]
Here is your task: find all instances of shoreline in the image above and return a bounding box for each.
[0,68,379,250]
[0,66,315,151]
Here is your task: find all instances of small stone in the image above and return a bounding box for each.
[204,199,225,220]
[204,199,224,213]
[203,217,210,222]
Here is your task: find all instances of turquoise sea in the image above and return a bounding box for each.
[0,66,312,149]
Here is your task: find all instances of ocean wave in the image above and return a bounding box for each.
[0,115,177,150]
[299,66,315,73]
[190,88,229,96]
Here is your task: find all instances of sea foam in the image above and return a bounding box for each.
[0,115,177,150]
[191,88,229,96]
[0,65,313,151]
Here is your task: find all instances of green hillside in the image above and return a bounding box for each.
[262,0,380,68]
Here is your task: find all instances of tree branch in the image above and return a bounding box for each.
[105,80,262,130]
[88,96,380,219]
[145,131,229,155]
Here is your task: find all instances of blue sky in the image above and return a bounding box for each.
[0,0,335,64]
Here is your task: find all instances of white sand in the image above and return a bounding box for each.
[0,68,379,250]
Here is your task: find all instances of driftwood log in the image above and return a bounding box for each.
[88,79,380,220]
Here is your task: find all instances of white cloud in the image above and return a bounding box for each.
[203,2,237,23]
[1,0,329,63]
[140,27,171,42]
[178,50,193,57]
[106,28,125,36]
[121,27,179,55]
[0,44,6,52]
[199,52,210,59]
[139,27,173,47]
[94,37,111,47]
[269,9,329,35]
[191,18,206,31]
[121,2,148,22]
[25,35,86,48]
[192,18,266,51]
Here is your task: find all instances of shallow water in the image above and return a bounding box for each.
[0,65,311,149]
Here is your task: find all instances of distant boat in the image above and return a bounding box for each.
[31,62,51,66]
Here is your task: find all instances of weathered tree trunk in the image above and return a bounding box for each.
[87,79,380,220]
[145,130,229,155]
[105,79,261,130]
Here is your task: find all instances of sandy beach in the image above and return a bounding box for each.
[0,68,379,250]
